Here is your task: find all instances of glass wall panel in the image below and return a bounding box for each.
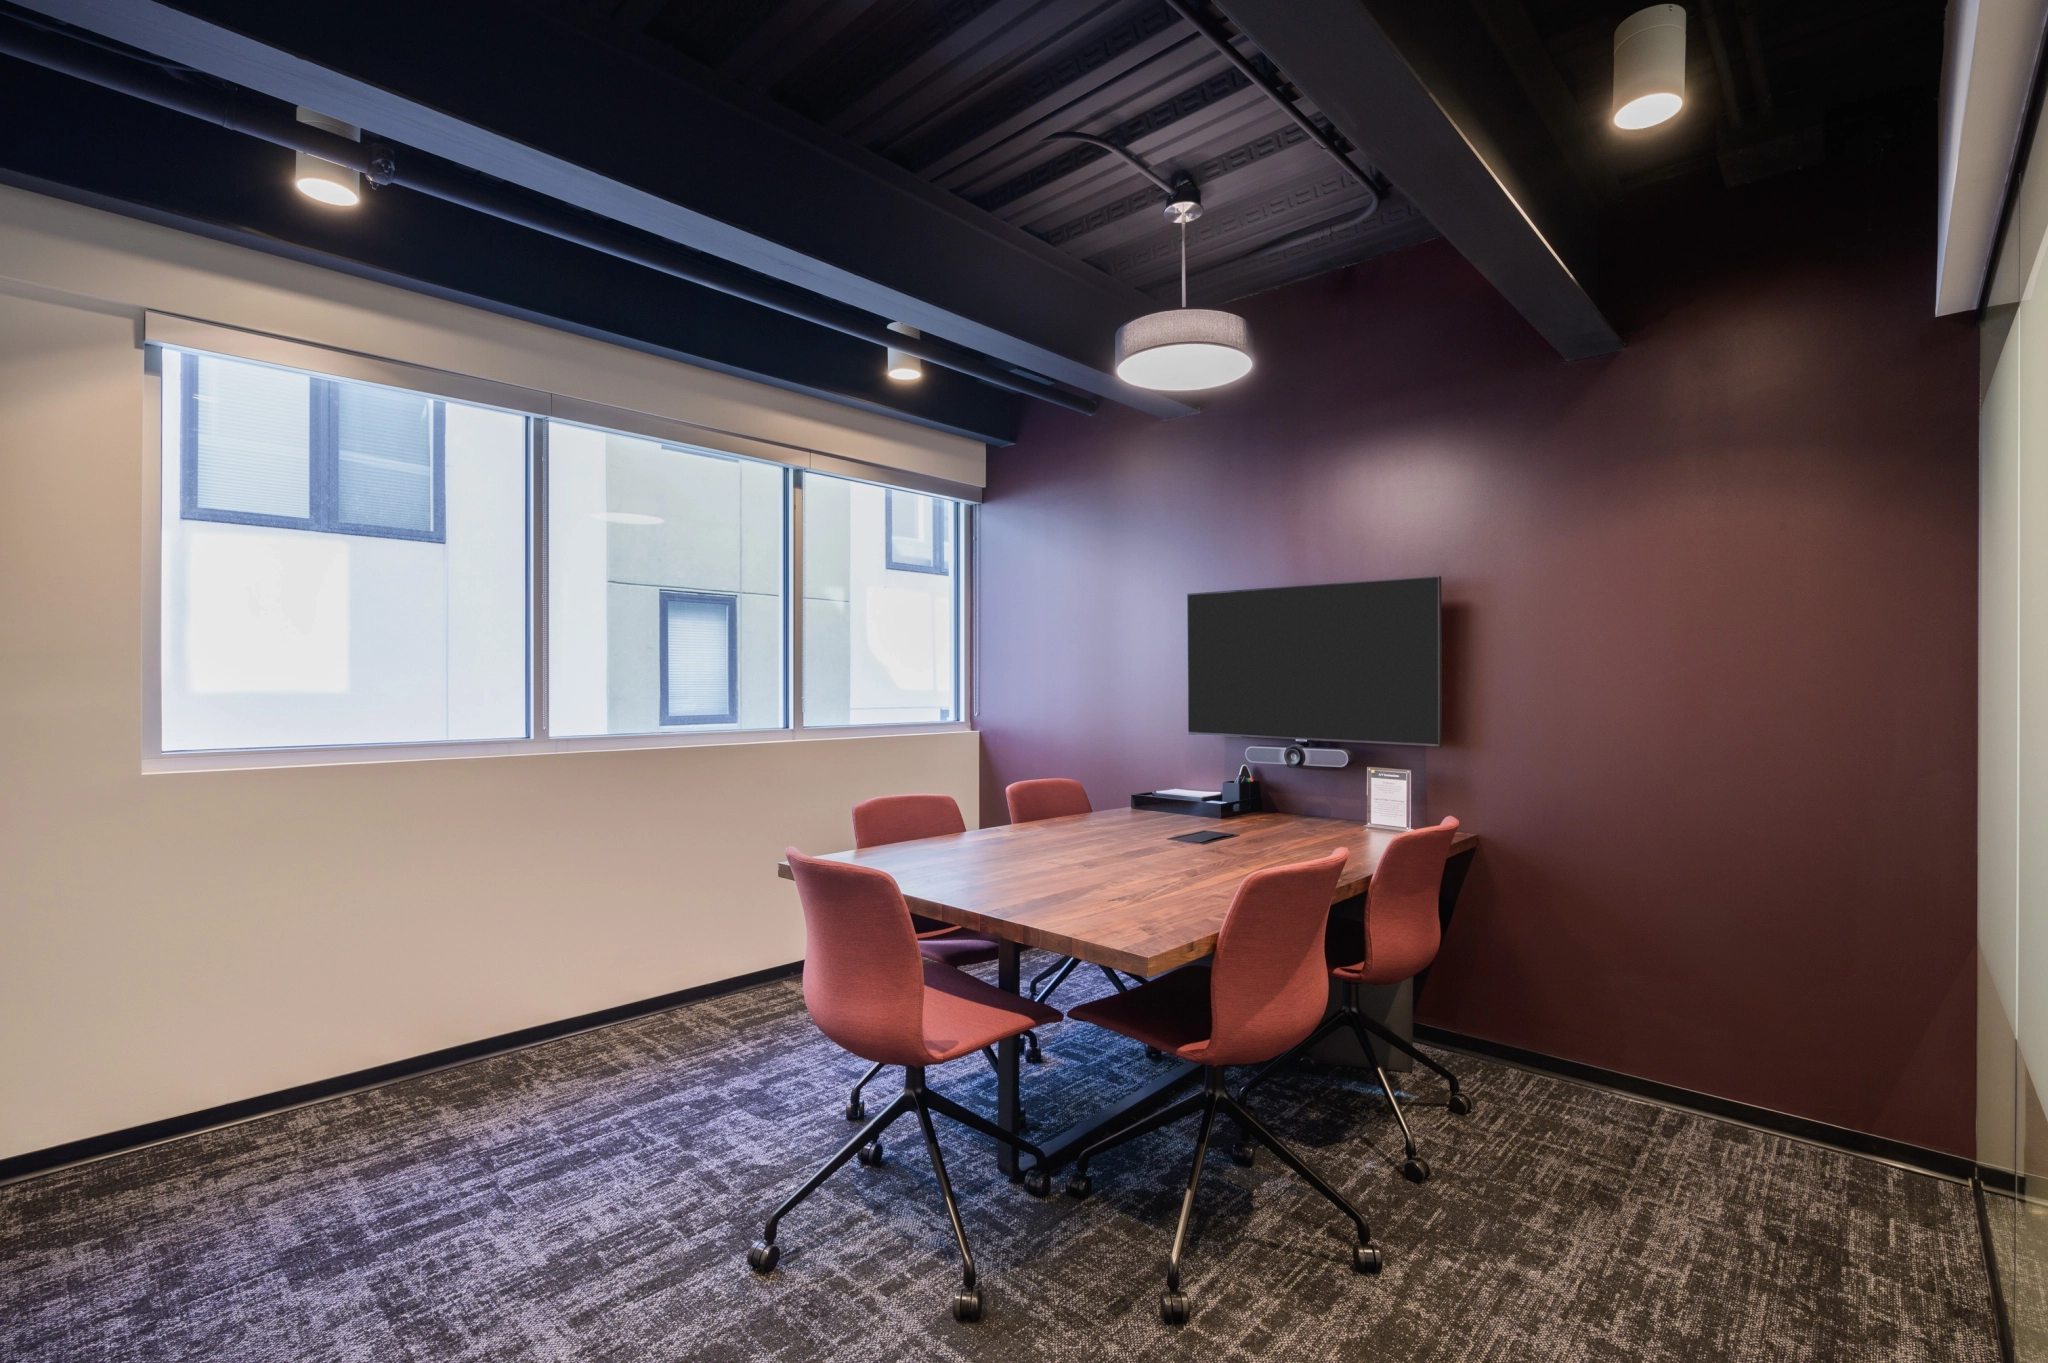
[801,472,960,727]
[159,348,531,751]
[547,423,786,736]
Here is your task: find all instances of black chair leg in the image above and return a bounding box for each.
[1100,965,1130,993]
[845,1059,886,1121]
[1221,1090,1381,1276]
[1355,1011,1470,1111]
[1158,1088,1221,1325]
[750,1088,914,1271]
[1229,1009,1349,1164]
[923,1086,1053,1195]
[911,1084,985,1322]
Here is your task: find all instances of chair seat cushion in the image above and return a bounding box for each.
[916,931,1001,967]
[1065,965,1215,1062]
[921,961,1062,1063]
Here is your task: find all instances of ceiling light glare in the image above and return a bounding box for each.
[1113,308,1253,392]
[294,107,361,207]
[885,322,924,382]
[1612,5,1686,130]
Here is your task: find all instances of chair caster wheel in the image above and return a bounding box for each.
[951,1286,983,1322]
[1145,1046,1164,1062]
[844,1098,865,1122]
[1230,1142,1255,1168]
[1353,1244,1383,1275]
[1160,1290,1190,1325]
[746,1241,779,1273]
[1447,1092,1473,1116]
[1022,1166,1051,1197]
[858,1139,884,1166]
[1066,1172,1093,1199]
[1016,1107,1029,1133]
[1025,1039,1045,1065]
[1402,1157,1430,1183]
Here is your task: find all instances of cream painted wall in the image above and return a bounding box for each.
[0,195,981,1162]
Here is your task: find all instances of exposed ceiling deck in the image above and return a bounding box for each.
[558,0,1437,308]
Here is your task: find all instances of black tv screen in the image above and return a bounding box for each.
[1188,578,1441,745]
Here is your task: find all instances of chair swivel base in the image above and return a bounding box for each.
[1234,991,1472,1183]
[747,1065,1050,1322]
[1064,1067,1381,1326]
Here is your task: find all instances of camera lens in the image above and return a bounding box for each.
[1284,746,1305,766]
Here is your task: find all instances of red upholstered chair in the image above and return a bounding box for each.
[1062,848,1382,1325]
[1004,779,1140,1008]
[749,848,1062,1322]
[840,795,1029,1126]
[1237,818,1471,1184]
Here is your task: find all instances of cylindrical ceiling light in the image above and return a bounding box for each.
[294,107,361,206]
[1114,309,1253,391]
[1112,183,1253,392]
[885,322,923,381]
[1612,5,1686,130]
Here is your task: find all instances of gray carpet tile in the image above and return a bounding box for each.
[0,962,2003,1362]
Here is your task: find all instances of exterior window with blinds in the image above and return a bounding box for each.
[885,488,949,574]
[158,347,529,754]
[660,591,738,724]
[181,352,443,542]
[158,346,971,761]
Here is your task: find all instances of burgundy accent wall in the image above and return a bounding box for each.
[975,153,1979,1156]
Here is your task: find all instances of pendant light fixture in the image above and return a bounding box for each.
[1112,180,1253,392]
[1045,130,1253,393]
[1612,5,1687,130]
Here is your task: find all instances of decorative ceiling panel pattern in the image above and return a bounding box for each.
[561,0,1437,306]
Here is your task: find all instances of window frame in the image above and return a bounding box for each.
[657,589,740,727]
[142,329,978,773]
[883,486,951,575]
[179,354,447,544]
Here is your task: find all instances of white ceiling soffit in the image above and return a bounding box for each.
[12,0,1186,415]
[1937,0,2048,315]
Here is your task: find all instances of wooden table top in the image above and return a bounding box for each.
[777,808,1479,977]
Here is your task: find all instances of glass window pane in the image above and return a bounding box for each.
[191,354,310,520]
[338,382,435,533]
[160,349,530,752]
[803,472,959,727]
[547,424,786,736]
[662,592,735,723]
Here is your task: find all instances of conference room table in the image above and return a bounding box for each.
[777,807,1480,1180]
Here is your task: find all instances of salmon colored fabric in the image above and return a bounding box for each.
[785,847,1058,1067]
[1330,818,1460,986]
[1068,847,1349,1067]
[851,794,968,848]
[1005,778,1092,823]
[849,793,999,962]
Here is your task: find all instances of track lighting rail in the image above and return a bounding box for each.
[0,11,1099,416]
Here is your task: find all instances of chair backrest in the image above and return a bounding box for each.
[1357,817,1460,977]
[1006,778,1092,824]
[1203,847,1350,1067]
[784,847,932,1067]
[852,794,967,849]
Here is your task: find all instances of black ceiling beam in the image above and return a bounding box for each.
[12,0,1196,417]
[0,57,1023,445]
[1216,0,1621,360]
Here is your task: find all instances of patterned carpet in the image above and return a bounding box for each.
[0,962,2003,1362]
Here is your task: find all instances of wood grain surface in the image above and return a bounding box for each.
[778,808,1479,976]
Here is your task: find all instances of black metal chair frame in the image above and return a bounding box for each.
[749,1065,1050,1322]
[1235,979,1471,1182]
[1064,1066,1381,1324]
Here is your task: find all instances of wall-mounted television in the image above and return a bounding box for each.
[1188,577,1441,746]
